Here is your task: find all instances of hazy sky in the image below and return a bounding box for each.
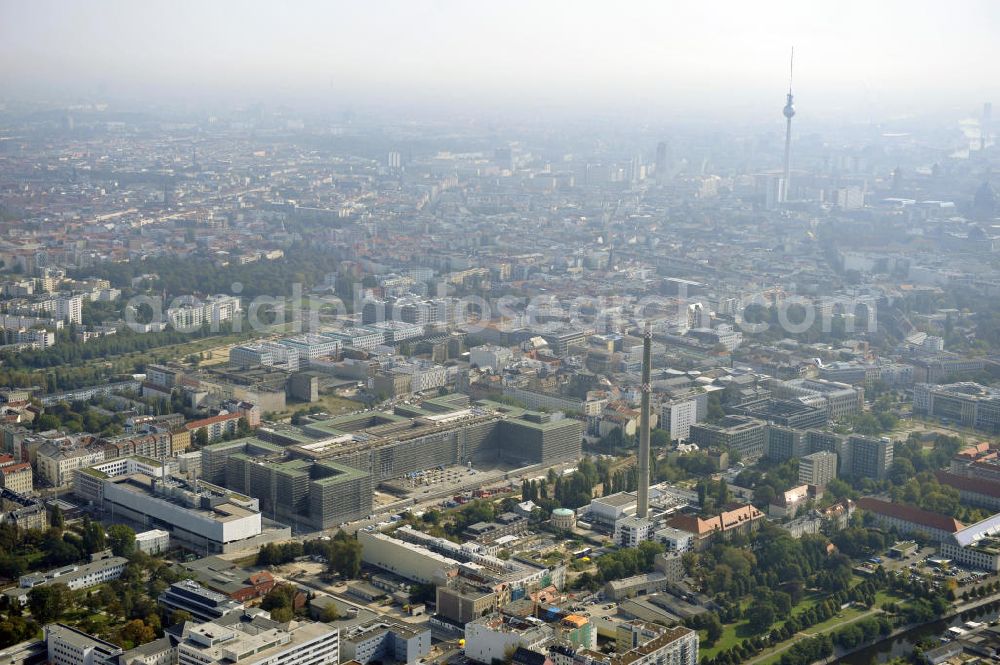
[2,0,998,120]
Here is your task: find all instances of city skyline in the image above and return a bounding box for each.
[1,0,999,121]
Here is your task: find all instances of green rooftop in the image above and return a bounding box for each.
[311,460,370,484]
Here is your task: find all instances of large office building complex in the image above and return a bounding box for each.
[913,382,1000,433]
[72,457,274,554]
[158,580,245,623]
[45,624,122,665]
[177,614,338,665]
[770,378,863,421]
[202,396,580,532]
[689,416,766,462]
[202,438,372,531]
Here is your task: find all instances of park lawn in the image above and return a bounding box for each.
[874,590,907,607]
[795,592,826,612]
[701,591,838,659]
[699,623,743,660]
[800,605,869,635]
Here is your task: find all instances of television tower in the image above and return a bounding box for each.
[982,102,993,152]
[781,47,795,203]
[637,323,652,518]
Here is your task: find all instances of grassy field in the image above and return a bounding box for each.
[874,589,908,608]
[800,605,868,635]
[701,585,879,661]
[699,623,744,660]
[311,394,361,415]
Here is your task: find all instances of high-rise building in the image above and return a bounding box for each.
[982,102,993,151]
[847,435,893,481]
[799,451,838,487]
[765,425,807,462]
[659,397,700,442]
[689,416,766,463]
[655,141,669,185]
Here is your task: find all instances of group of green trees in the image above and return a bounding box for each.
[260,583,307,623]
[256,541,306,566]
[698,569,897,665]
[305,532,362,580]
[571,541,665,591]
[257,531,362,580]
[695,478,732,516]
[832,615,895,649]
[32,399,126,436]
[0,518,136,580]
[76,244,337,300]
[13,548,184,649]
[1,323,240,372]
[733,458,800,509]
[690,526,834,601]
[552,458,600,509]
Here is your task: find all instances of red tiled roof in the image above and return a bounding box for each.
[248,571,274,585]
[0,462,30,474]
[934,471,1000,499]
[856,497,963,533]
[185,413,240,430]
[667,504,764,535]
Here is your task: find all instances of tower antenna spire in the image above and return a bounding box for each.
[789,46,795,93]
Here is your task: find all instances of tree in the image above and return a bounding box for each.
[107,524,136,557]
[716,478,731,506]
[651,429,669,447]
[118,619,155,649]
[28,583,70,624]
[746,601,776,634]
[49,505,64,529]
[81,516,106,554]
[772,591,792,618]
[169,609,193,625]
[888,458,916,486]
[269,606,293,623]
[706,393,725,423]
[194,428,209,447]
[320,604,340,622]
[704,614,724,645]
[753,484,776,508]
[326,532,362,579]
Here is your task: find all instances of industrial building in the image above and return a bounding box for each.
[844,435,894,481]
[202,438,373,531]
[735,398,828,430]
[769,378,863,421]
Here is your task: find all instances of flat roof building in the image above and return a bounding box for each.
[158,580,244,623]
[44,624,122,665]
[177,615,337,665]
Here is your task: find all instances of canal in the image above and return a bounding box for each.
[837,601,1000,664]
